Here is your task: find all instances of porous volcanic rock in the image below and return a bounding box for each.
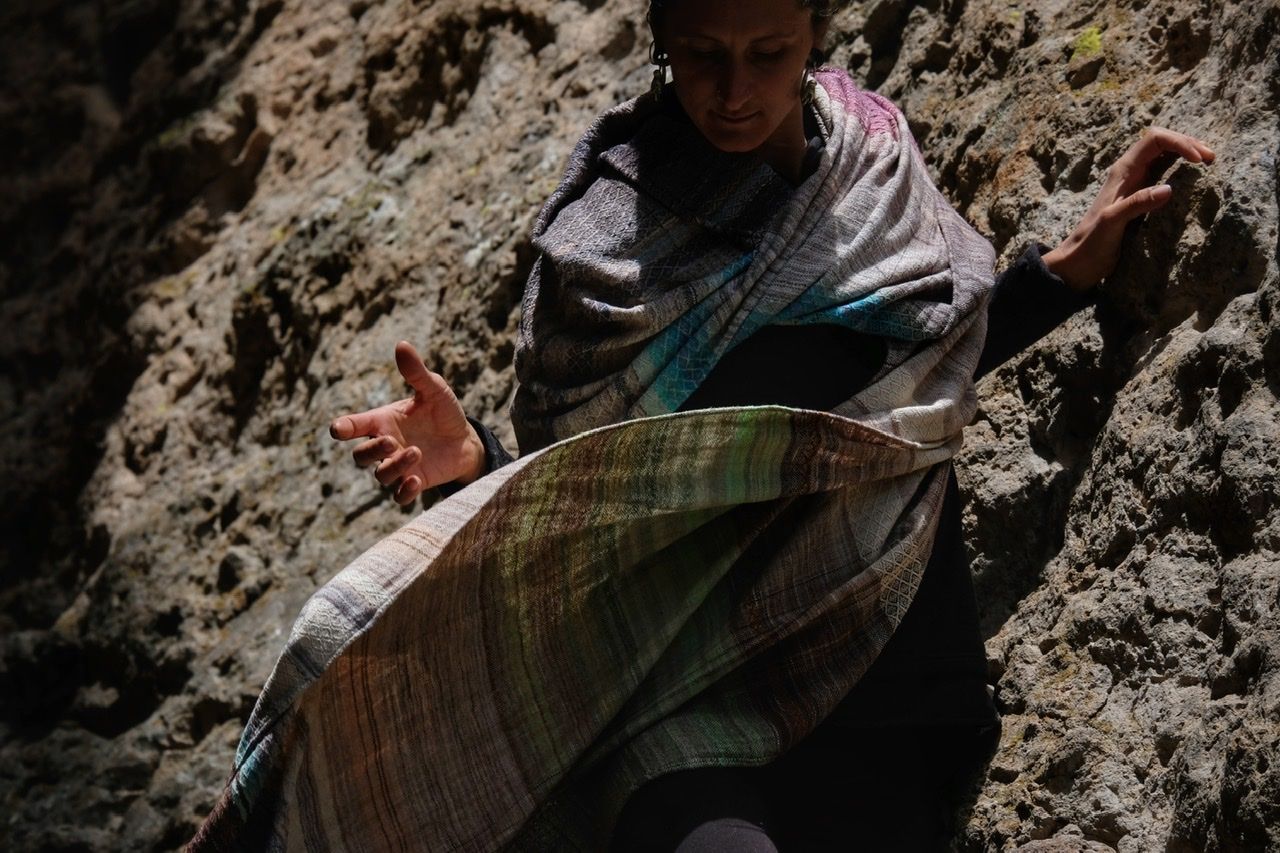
[0,0,1275,850]
[845,2,1280,849]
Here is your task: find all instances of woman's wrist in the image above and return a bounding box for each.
[453,429,487,486]
[1041,241,1094,294]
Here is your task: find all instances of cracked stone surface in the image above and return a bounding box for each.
[1,0,1276,849]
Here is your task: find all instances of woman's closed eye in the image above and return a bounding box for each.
[684,50,786,70]
[690,48,725,61]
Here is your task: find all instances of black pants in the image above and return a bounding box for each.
[609,721,1000,852]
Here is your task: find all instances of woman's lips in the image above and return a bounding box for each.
[713,110,759,125]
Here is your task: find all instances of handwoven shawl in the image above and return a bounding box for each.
[192,69,994,852]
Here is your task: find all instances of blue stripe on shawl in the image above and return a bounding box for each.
[777,287,936,341]
[641,253,754,411]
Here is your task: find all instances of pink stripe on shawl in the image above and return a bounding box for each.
[816,69,901,139]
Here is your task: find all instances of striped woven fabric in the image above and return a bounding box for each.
[192,70,995,851]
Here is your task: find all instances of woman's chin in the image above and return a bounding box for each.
[696,123,768,154]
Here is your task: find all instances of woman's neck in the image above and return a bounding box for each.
[753,99,810,185]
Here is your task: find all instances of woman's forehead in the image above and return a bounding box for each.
[661,0,811,39]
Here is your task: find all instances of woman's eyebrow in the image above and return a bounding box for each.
[677,30,799,45]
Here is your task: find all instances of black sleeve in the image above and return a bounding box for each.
[975,243,1095,380]
[435,416,516,498]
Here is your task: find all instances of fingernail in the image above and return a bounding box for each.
[1153,184,1173,200]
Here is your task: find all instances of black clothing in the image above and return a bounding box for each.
[610,723,1002,851]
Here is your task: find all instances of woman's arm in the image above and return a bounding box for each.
[976,243,1091,379]
[976,128,1216,377]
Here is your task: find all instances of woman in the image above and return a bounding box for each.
[194,1,1214,850]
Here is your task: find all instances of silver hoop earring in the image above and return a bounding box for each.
[649,43,669,100]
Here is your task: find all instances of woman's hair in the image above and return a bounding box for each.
[647,1,849,54]
[648,0,851,30]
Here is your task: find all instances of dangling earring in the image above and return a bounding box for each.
[801,62,817,106]
[649,43,669,100]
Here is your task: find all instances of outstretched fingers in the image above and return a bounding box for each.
[329,342,467,505]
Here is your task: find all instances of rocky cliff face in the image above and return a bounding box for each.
[1,0,1276,849]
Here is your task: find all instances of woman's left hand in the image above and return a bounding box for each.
[1042,127,1216,292]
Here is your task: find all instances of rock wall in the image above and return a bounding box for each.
[0,0,1275,849]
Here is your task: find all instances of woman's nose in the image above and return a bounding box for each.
[716,64,752,112]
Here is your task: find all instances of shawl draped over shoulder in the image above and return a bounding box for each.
[191,69,996,852]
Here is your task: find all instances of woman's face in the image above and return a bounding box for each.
[659,0,823,157]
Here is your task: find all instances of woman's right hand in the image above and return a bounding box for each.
[329,341,485,506]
